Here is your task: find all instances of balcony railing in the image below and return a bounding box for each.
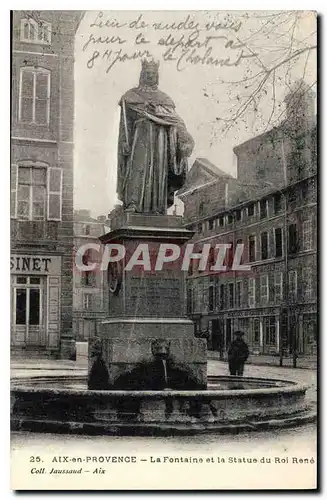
[11,220,58,243]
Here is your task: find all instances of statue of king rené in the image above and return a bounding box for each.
[117,59,194,214]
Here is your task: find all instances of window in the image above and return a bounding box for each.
[249,235,256,262]
[288,270,298,300]
[288,224,299,254]
[273,193,282,213]
[301,183,309,202]
[83,293,92,310]
[19,67,50,125]
[197,223,202,234]
[235,209,242,221]
[16,276,27,284]
[264,317,276,346]
[274,228,283,257]
[29,288,40,325]
[227,214,233,224]
[16,166,46,220]
[81,250,96,287]
[199,281,207,312]
[236,238,244,264]
[218,217,224,227]
[288,188,296,204]
[247,203,255,217]
[208,247,215,269]
[85,225,91,235]
[236,281,242,307]
[220,284,225,309]
[253,318,260,343]
[208,219,214,230]
[303,314,317,346]
[303,268,313,299]
[228,283,234,308]
[260,275,269,304]
[226,241,234,268]
[208,286,214,312]
[248,278,256,307]
[30,276,41,284]
[20,18,51,44]
[303,218,313,250]
[187,287,193,314]
[199,202,204,217]
[259,199,267,219]
[15,289,27,325]
[274,272,283,302]
[261,232,268,260]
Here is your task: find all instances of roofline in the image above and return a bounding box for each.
[233,126,280,154]
[233,117,317,154]
[184,173,317,225]
[196,158,233,179]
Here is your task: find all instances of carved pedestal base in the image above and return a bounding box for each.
[88,213,207,390]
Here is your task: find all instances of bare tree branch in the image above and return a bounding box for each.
[265,69,277,131]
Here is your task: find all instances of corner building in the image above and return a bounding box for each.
[10,11,83,357]
[180,83,317,357]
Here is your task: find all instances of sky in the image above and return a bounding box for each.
[73,10,317,218]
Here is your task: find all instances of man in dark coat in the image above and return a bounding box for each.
[227,331,249,376]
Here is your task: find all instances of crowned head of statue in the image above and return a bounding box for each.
[139,58,160,89]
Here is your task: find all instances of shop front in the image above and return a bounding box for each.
[11,254,61,351]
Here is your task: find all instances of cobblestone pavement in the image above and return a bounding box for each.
[208,360,317,405]
[208,351,317,370]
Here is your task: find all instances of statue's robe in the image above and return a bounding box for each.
[117,87,194,213]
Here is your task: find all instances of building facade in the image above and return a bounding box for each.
[11,11,83,357]
[180,83,317,357]
[73,210,109,341]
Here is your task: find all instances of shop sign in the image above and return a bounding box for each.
[10,254,61,275]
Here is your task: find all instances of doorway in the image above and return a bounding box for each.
[12,275,46,346]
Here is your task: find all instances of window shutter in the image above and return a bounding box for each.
[47,167,62,221]
[47,276,61,347]
[11,164,18,218]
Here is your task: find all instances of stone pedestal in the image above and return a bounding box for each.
[76,342,88,365]
[89,213,207,388]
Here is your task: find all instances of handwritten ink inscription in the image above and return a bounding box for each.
[81,11,257,73]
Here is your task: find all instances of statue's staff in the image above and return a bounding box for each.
[121,98,130,192]
[122,99,129,151]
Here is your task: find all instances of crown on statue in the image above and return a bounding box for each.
[141,58,160,71]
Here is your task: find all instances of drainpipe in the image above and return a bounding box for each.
[280,138,287,368]
[281,137,297,368]
[280,190,288,367]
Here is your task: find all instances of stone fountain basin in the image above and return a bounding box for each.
[11,375,316,436]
